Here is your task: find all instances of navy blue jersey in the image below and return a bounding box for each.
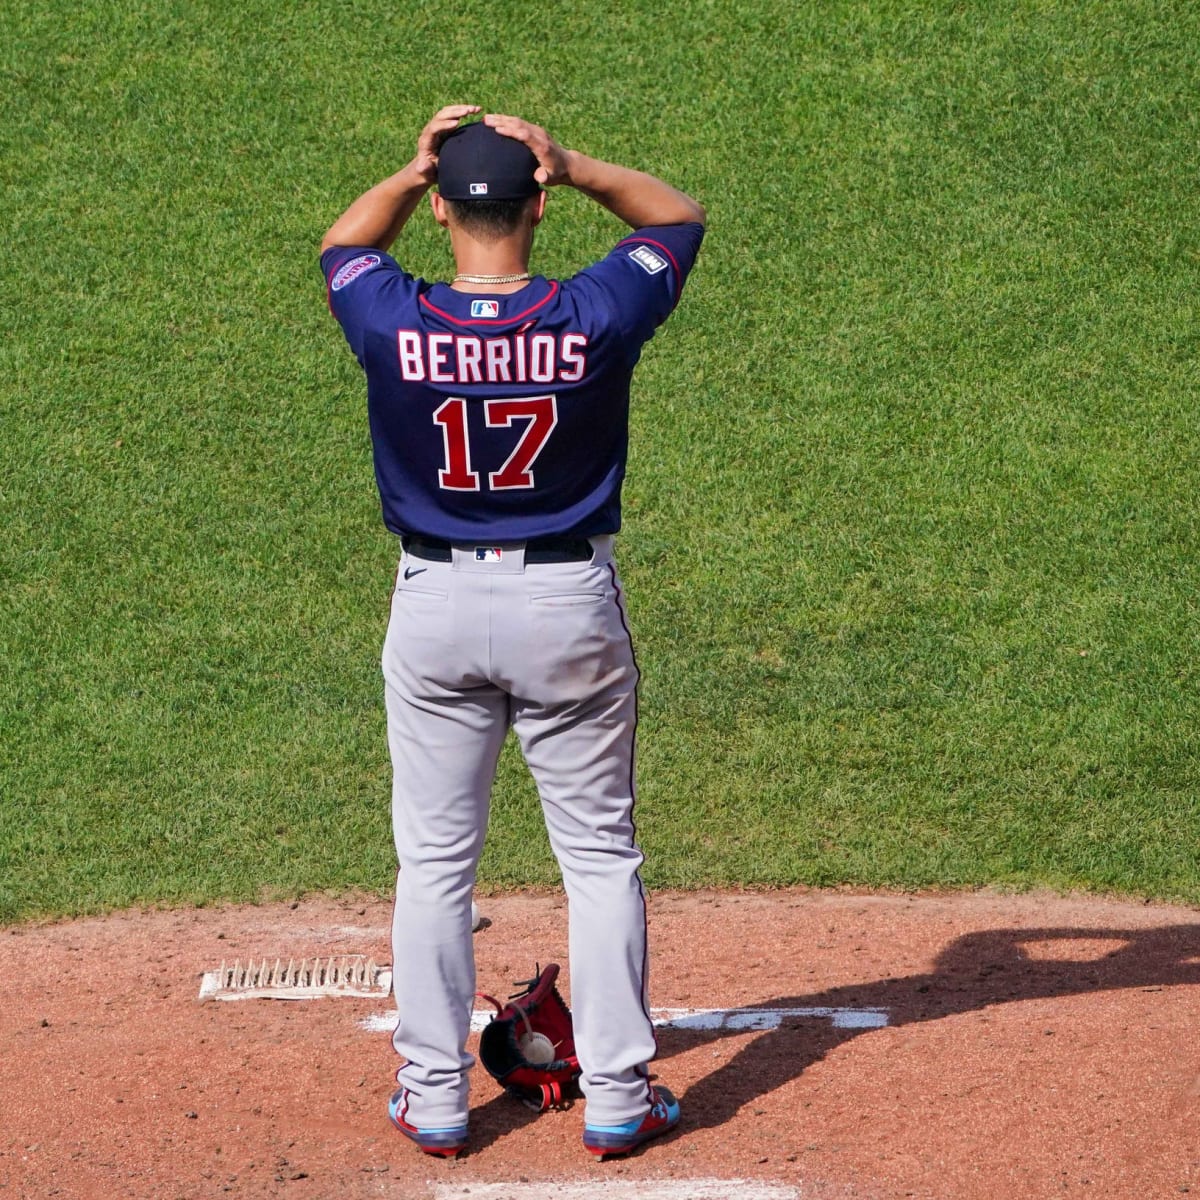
[321,223,704,541]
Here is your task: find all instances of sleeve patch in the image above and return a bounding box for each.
[331,253,382,291]
[628,245,669,275]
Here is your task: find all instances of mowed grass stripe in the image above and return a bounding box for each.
[2,0,1198,920]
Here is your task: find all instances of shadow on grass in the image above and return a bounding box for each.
[665,924,1200,1134]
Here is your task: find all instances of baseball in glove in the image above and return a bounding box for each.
[478,963,581,1111]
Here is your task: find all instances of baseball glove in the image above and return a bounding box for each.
[478,963,581,1111]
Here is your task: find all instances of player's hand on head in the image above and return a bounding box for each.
[413,104,482,184]
[484,113,571,186]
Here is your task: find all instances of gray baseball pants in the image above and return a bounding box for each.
[383,536,657,1131]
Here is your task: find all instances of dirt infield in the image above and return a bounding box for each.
[2,888,1199,1199]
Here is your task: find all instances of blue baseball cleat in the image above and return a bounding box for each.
[388,1087,468,1158]
[582,1085,680,1158]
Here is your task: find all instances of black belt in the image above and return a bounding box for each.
[402,535,594,564]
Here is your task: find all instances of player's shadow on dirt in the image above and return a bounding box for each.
[464,1090,552,1155]
[666,923,1200,1134]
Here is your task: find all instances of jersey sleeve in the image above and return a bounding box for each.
[319,245,418,364]
[569,222,705,357]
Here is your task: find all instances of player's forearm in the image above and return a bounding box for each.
[320,163,430,253]
[564,151,705,229]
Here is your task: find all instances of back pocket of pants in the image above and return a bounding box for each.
[397,583,449,602]
[530,591,605,607]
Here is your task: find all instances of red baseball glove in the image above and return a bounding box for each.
[478,963,581,1110]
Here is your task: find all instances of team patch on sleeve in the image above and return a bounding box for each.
[331,253,382,291]
[628,245,669,275]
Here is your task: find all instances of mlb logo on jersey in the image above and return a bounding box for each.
[470,300,500,318]
[470,182,489,195]
[629,245,668,275]
[475,547,503,562]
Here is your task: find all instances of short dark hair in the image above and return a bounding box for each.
[445,196,537,241]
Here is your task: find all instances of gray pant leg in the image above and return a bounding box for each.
[383,579,507,1130]
[500,557,658,1126]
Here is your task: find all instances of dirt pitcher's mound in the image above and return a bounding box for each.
[2,888,1199,1199]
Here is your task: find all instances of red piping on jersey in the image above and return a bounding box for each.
[419,281,559,327]
[615,236,686,303]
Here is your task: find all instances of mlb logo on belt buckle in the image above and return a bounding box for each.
[475,547,503,562]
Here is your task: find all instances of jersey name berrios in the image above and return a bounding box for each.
[321,223,704,542]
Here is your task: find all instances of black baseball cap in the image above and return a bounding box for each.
[436,121,540,201]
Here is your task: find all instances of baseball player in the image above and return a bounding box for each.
[319,105,705,1159]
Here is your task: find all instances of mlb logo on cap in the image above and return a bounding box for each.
[470,300,500,318]
[470,182,489,195]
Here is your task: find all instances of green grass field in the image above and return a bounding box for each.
[3,0,1199,922]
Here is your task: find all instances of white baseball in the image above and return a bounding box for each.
[518,1030,556,1065]
[471,900,482,931]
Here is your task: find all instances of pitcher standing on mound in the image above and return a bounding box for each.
[320,105,705,1159]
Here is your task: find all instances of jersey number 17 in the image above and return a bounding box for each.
[433,395,558,492]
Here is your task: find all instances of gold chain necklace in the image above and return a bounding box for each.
[451,272,531,285]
